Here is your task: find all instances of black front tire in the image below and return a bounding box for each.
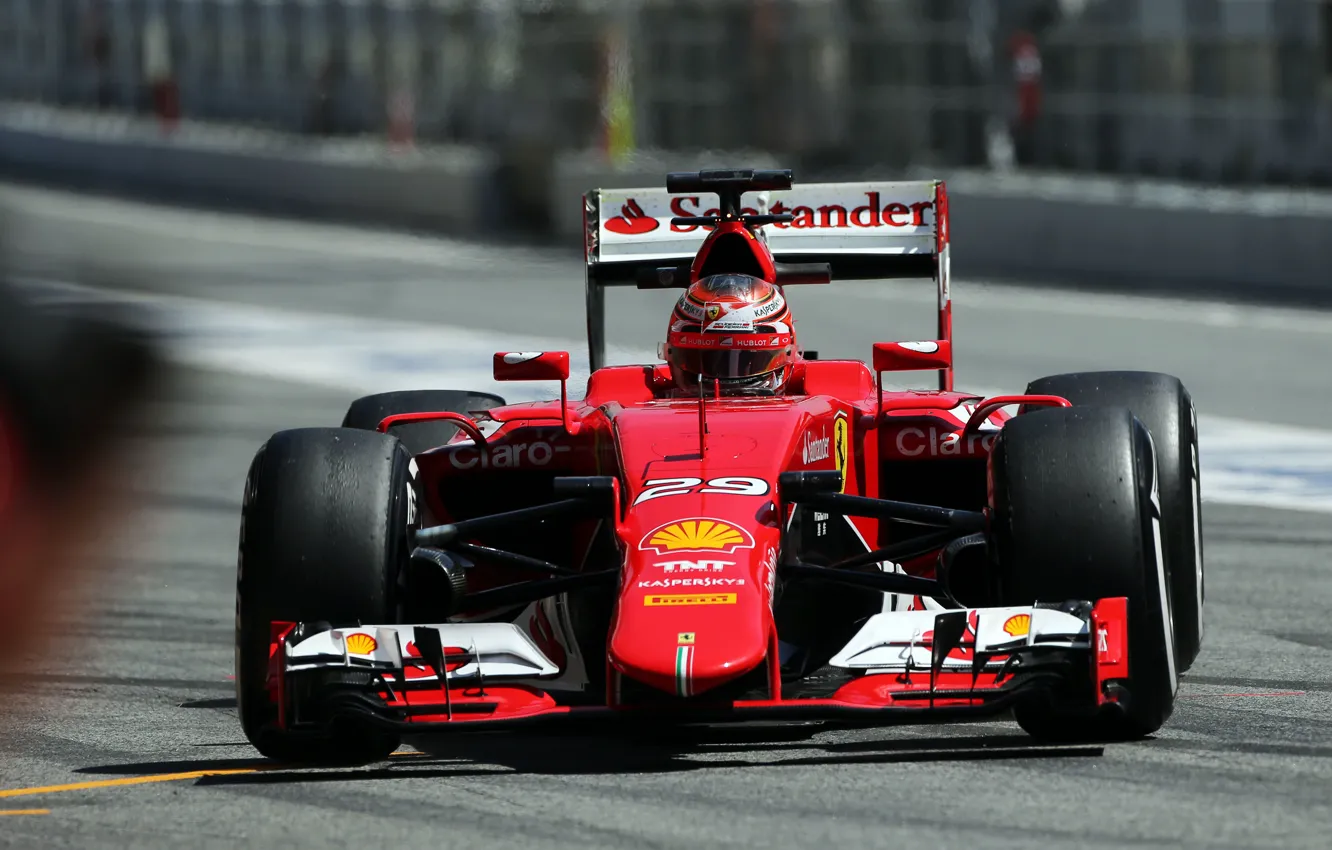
[1025,371,1203,671]
[990,406,1178,742]
[235,427,414,764]
[342,389,505,455]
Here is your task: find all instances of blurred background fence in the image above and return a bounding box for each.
[4,0,1332,187]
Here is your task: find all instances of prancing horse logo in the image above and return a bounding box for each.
[834,414,849,491]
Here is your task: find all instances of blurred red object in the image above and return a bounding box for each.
[153,79,181,132]
[388,91,415,150]
[0,282,165,672]
[1010,30,1043,127]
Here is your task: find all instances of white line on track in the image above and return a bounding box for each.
[22,277,1332,514]
[18,277,654,402]
[844,278,1332,336]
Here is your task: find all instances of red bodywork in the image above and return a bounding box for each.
[269,180,1127,732]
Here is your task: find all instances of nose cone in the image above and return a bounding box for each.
[609,601,770,698]
[608,518,777,699]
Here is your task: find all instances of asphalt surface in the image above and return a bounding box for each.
[2,186,1332,848]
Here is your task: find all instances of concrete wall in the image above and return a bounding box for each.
[940,169,1332,297]
[4,103,1331,302]
[0,105,500,235]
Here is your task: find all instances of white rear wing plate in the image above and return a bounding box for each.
[586,179,946,268]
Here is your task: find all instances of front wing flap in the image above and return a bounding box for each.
[267,599,1129,734]
[284,622,561,680]
[830,605,1088,672]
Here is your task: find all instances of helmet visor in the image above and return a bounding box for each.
[667,330,793,379]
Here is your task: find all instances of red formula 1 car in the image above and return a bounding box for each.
[235,169,1205,763]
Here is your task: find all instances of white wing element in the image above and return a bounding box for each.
[286,622,560,679]
[591,181,942,264]
[829,606,1090,672]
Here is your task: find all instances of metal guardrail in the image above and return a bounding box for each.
[2,0,1331,188]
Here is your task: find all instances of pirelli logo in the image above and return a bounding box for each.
[643,593,738,607]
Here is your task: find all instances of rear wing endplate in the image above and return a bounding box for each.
[582,179,952,389]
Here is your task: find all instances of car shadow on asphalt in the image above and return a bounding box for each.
[75,729,1104,787]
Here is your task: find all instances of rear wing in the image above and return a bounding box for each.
[582,177,953,389]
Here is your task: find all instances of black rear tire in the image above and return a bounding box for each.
[235,427,414,764]
[342,390,505,456]
[990,406,1178,742]
[1025,371,1203,671]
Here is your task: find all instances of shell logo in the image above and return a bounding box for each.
[1002,614,1031,638]
[639,518,755,555]
[345,633,378,655]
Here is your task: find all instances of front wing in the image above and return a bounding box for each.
[265,599,1129,734]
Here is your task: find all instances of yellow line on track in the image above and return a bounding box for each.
[0,769,258,799]
[0,809,51,815]
[0,748,422,801]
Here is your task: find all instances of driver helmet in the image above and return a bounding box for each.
[663,273,796,395]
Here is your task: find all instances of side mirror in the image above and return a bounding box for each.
[493,351,571,382]
[492,351,578,435]
[872,341,952,373]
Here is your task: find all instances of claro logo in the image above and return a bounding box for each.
[670,192,934,233]
[446,441,570,469]
[892,427,997,458]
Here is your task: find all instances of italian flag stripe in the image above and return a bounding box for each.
[675,646,693,698]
